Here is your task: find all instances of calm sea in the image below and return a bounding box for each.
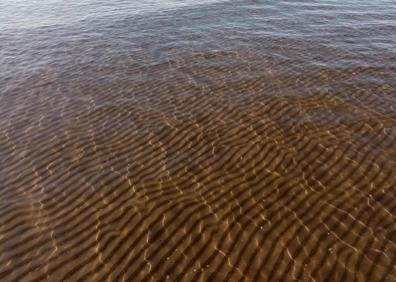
[1,0,396,281]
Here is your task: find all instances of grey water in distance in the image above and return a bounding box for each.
[1,0,396,281]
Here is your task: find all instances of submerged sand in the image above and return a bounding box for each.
[1,0,396,281]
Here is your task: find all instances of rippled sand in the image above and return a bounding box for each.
[1,0,396,281]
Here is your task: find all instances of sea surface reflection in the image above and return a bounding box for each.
[1,0,396,281]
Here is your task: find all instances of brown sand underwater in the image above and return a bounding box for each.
[1,0,396,281]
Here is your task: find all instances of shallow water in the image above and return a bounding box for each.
[1,0,396,281]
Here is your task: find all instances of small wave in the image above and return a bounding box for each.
[0,0,229,30]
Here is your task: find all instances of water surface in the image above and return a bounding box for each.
[1,0,396,281]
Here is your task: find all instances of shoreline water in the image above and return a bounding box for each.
[1,0,396,281]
